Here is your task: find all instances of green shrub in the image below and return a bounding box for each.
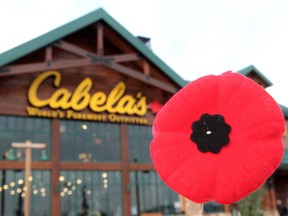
[237,187,264,216]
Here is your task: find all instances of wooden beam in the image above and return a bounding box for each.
[103,24,134,53]
[106,53,141,63]
[0,161,51,169]
[121,124,131,216]
[143,60,150,75]
[106,62,178,93]
[45,46,52,66]
[53,40,90,57]
[96,22,104,56]
[60,163,122,170]
[0,59,97,76]
[54,40,142,64]
[51,119,60,216]
[129,163,155,170]
[55,40,139,62]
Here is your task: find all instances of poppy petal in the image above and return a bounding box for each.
[150,72,285,204]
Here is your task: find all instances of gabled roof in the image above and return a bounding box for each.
[238,65,288,118]
[0,8,186,87]
[238,65,273,87]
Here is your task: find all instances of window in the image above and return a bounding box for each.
[0,170,51,215]
[0,116,51,161]
[128,125,152,163]
[60,120,120,162]
[130,171,183,215]
[60,171,122,215]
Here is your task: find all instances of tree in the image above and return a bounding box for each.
[237,187,264,216]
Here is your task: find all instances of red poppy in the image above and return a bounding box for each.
[150,71,285,204]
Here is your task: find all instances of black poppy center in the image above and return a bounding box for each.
[190,113,231,154]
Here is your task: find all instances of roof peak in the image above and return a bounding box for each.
[238,65,273,88]
[0,8,186,87]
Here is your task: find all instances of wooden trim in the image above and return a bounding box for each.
[107,62,178,93]
[97,22,104,56]
[0,161,51,169]
[143,60,150,75]
[46,46,52,66]
[129,163,155,170]
[51,119,60,216]
[107,53,141,63]
[0,59,97,76]
[53,40,89,57]
[55,40,140,63]
[121,124,131,216]
[60,162,122,170]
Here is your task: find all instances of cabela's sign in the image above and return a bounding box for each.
[26,71,148,124]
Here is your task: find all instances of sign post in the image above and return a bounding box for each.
[11,140,46,216]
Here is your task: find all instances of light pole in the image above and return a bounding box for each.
[11,140,46,216]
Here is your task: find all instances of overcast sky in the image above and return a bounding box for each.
[1,0,288,107]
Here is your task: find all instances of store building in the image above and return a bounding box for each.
[0,8,287,216]
[0,8,188,216]
[237,65,288,216]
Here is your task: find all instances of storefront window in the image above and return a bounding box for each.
[0,170,51,215]
[130,171,183,215]
[60,170,122,215]
[128,125,152,163]
[60,120,120,162]
[0,116,51,161]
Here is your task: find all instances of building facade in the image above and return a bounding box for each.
[0,8,188,216]
[0,8,287,216]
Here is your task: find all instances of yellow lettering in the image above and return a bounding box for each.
[28,71,148,116]
[28,70,60,107]
[106,82,125,113]
[70,78,92,111]
[49,88,71,109]
[89,92,107,112]
[117,95,136,114]
[133,96,147,116]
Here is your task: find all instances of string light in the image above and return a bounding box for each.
[33,189,38,195]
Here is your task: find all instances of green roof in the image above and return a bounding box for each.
[0,8,186,87]
[238,65,273,87]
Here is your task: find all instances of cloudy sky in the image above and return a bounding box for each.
[1,0,288,106]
